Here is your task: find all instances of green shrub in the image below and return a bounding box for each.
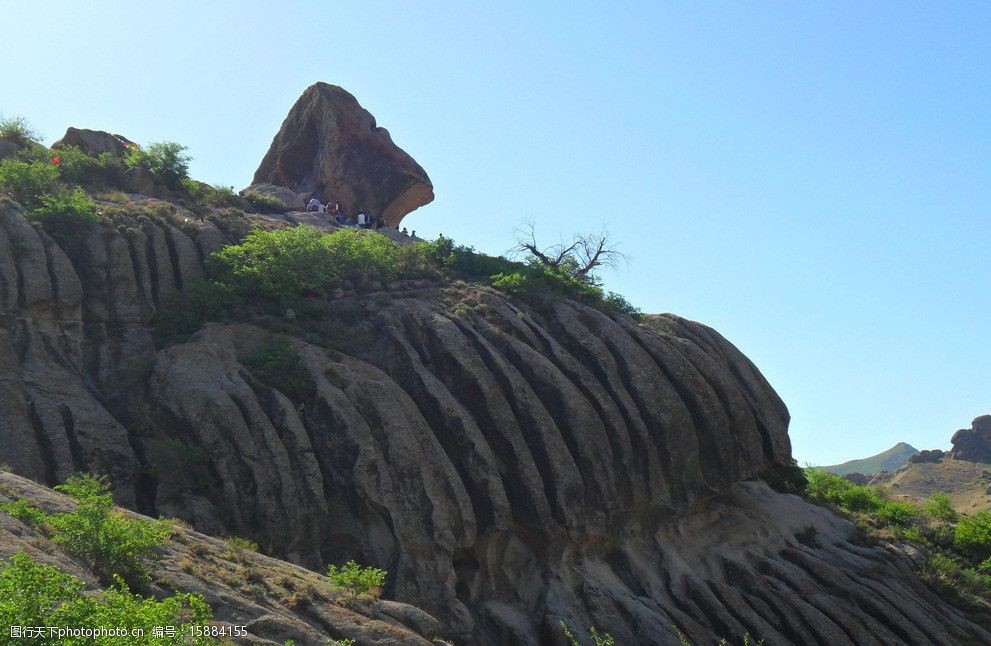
[490,271,529,296]
[241,335,314,401]
[0,116,40,146]
[0,158,60,208]
[0,552,214,645]
[242,190,288,213]
[52,145,119,188]
[955,511,991,562]
[30,187,101,236]
[924,493,958,523]
[803,468,852,504]
[210,226,338,305]
[125,141,190,191]
[876,499,919,526]
[560,620,615,646]
[152,277,242,346]
[838,485,885,513]
[326,560,387,599]
[47,474,173,585]
[183,179,242,207]
[0,498,46,526]
[760,459,808,495]
[225,536,259,553]
[603,291,642,318]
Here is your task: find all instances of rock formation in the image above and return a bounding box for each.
[0,471,443,645]
[951,415,991,463]
[1,194,989,643]
[251,82,434,226]
[52,127,136,157]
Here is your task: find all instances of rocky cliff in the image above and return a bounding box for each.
[0,195,989,644]
[251,83,434,227]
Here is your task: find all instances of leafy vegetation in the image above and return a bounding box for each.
[241,335,315,401]
[242,190,288,213]
[803,467,991,605]
[760,458,808,495]
[560,620,615,646]
[0,115,40,146]
[125,141,190,191]
[0,552,215,645]
[325,560,387,599]
[0,158,60,208]
[0,474,173,585]
[182,179,243,207]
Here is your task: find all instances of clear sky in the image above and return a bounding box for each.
[2,1,988,465]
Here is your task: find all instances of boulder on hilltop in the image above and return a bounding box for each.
[53,127,136,157]
[251,82,433,227]
[951,414,991,462]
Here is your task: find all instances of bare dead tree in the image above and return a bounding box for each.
[510,219,628,284]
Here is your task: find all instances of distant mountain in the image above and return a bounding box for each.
[822,442,918,476]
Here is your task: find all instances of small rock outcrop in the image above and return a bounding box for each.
[950,415,991,462]
[908,448,945,464]
[52,127,135,158]
[251,82,433,226]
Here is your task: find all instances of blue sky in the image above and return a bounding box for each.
[2,1,988,465]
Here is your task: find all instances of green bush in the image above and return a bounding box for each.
[4,474,175,586]
[0,116,40,146]
[561,620,615,646]
[241,335,315,401]
[210,226,338,306]
[876,499,919,527]
[125,141,190,191]
[242,190,288,213]
[490,271,529,296]
[52,145,119,189]
[325,560,387,599]
[30,187,101,236]
[955,511,991,562]
[152,277,242,346]
[210,226,435,308]
[182,179,242,207]
[0,158,60,208]
[760,459,808,495]
[0,552,214,645]
[924,493,958,523]
[603,291,642,317]
[803,468,852,504]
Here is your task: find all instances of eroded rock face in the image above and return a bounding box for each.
[0,471,443,645]
[951,415,991,462]
[1,198,988,643]
[252,82,434,226]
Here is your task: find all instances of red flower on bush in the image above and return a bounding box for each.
[51,155,61,166]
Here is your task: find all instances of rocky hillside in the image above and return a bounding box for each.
[0,470,442,645]
[1,195,989,644]
[2,87,990,643]
[876,416,991,514]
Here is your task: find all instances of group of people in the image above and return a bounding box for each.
[306,197,380,230]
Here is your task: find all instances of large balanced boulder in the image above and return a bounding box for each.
[252,82,433,226]
[950,414,991,462]
[53,127,136,158]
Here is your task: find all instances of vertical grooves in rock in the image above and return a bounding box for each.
[24,397,57,485]
[456,319,570,526]
[57,404,86,474]
[162,225,184,290]
[143,232,161,308]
